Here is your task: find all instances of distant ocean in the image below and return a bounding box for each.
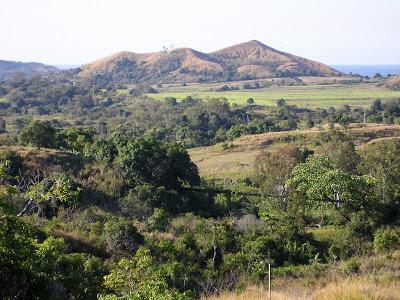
[53,64,80,70]
[51,64,400,77]
[332,65,400,77]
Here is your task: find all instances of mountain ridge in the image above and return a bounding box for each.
[77,40,342,84]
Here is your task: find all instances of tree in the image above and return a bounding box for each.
[371,99,382,112]
[287,155,373,218]
[19,120,56,149]
[247,98,255,104]
[254,147,304,210]
[359,139,400,203]
[242,83,252,89]
[0,118,6,133]
[317,130,360,174]
[117,137,200,190]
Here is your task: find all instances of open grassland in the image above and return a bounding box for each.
[189,124,400,180]
[206,278,400,300]
[0,97,6,103]
[148,83,400,108]
[205,250,400,300]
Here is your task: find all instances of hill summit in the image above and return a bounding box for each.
[78,40,342,84]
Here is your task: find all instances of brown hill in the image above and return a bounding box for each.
[77,40,342,84]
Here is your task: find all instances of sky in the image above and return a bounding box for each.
[0,0,399,66]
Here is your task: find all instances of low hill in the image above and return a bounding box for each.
[77,40,342,84]
[189,124,400,180]
[0,60,58,81]
[384,75,400,91]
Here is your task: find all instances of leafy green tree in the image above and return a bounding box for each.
[117,137,200,190]
[277,99,286,107]
[359,139,400,203]
[19,120,56,149]
[227,124,245,141]
[288,155,373,218]
[0,86,7,96]
[0,199,47,299]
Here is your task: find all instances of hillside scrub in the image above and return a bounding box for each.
[1,115,400,299]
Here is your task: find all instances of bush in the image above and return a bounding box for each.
[19,120,57,148]
[345,258,360,274]
[146,208,169,232]
[104,220,144,254]
[373,227,400,253]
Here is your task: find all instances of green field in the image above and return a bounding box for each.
[147,83,400,108]
[0,97,6,103]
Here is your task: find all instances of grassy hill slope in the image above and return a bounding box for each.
[189,124,400,180]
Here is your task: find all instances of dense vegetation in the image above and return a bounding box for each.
[1,114,400,299]
[1,72,400,149]
[1,70,400,299]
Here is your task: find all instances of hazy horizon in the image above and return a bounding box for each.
[1,0,399,66]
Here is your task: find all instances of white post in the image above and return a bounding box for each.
[268,262,271,300]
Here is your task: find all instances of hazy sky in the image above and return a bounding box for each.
[1,0,399,65]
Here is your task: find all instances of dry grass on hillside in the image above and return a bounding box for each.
[189,124,400,179]
[205,251,400,300]
[207,277,400,300]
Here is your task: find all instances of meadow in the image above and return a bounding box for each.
[148,82,400,108]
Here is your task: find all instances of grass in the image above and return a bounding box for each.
[0,97,7,103]
[147,83,400,108]
[189,124,400,180]
[206,278,400,300]
[205,251,400,300]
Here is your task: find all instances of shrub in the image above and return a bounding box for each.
[19,120,57,148]
[373,227,400,253]
[104,220,144,254]
[146,208,169,232]
[345,258,360,274]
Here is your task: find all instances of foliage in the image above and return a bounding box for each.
[19,120,57,148]
[373,227,400,253]
[288,155,374,217]
[102,247,195,299]
[25,174,82,217]
[117,136,200,190]
[104,220,144,254]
